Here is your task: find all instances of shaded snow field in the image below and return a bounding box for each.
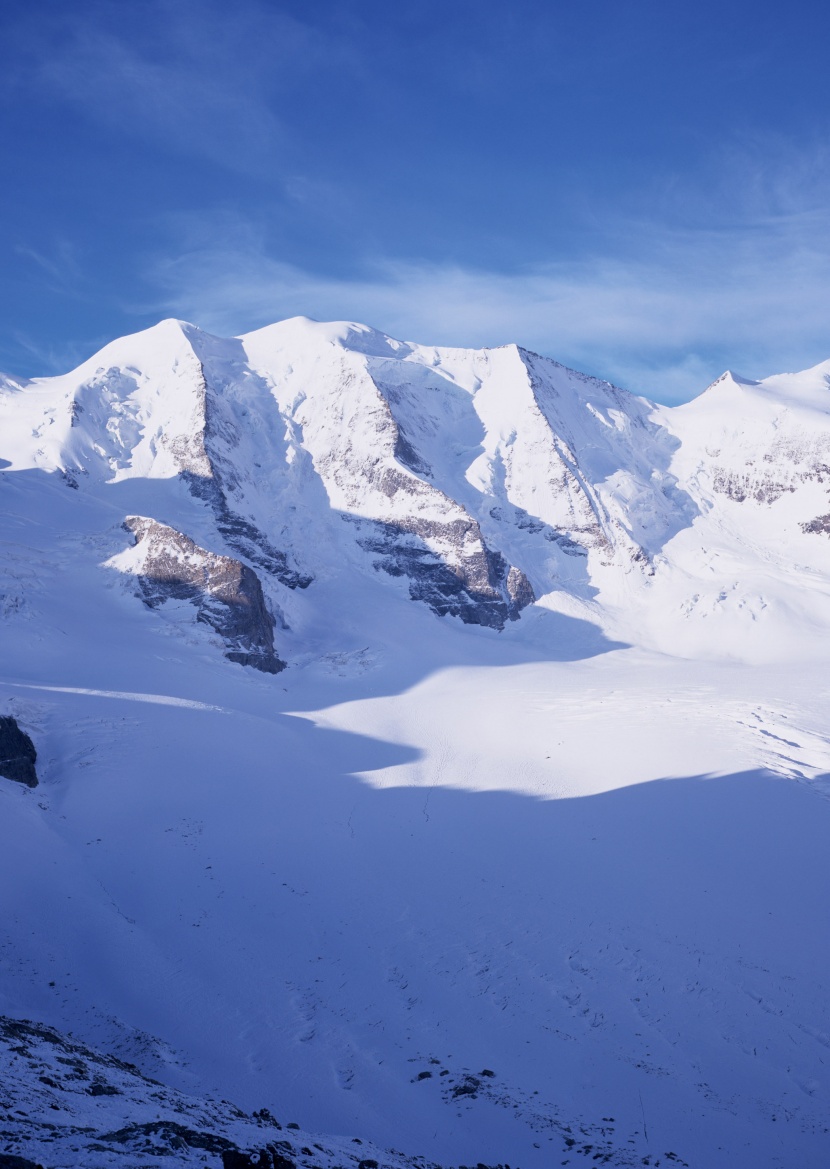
[1,319,830,1168]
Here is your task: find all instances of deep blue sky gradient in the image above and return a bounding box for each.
[2,0,829,399]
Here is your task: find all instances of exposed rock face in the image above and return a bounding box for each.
[223,1149,297,1169]
[356,515,534,627]
[0,717,38,787]
[711,470,793,504]
[802,514,830,536]
[123,516,284,673]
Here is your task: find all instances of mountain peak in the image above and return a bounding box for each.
[240,315,413,360]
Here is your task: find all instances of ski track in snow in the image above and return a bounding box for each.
[2,682,230,712]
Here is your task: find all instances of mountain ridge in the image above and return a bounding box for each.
[4,315,830,660]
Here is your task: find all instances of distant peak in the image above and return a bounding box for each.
[127,316,199,342]
[240,316,413,359]
[725,370,759,386]
[49,317,208,383]
[702,370,759,394]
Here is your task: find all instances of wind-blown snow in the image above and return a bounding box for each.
[1,318,830,1169]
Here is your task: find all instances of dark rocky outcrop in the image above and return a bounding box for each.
[356,516,535,629]
[223,1148,297,1169]
[712,468,795,504]
[99,1118,235,1154]
[0,1156,45,1169]
[801,513,830,536]
[123,517,285,673]
[0,717,38,787]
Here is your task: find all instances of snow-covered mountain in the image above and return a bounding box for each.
[2,319,830,1169]
[5,316,830,659]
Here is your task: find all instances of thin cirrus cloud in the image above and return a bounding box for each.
[5,1,336,174]
[5,4,829,401]
[146,205,830,404]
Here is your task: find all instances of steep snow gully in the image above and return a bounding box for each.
[2,317,830,1169]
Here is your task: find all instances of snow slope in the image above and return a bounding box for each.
[1,320,830,1169]
[0,1015,442,1169]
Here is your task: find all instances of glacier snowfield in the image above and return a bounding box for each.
[1,318,830,1168]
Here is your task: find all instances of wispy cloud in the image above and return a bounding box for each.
[4,329,110,377]
[6,1,828,403]
[4,0,346,175]
[144,197,830,402]
[15,240,85,298]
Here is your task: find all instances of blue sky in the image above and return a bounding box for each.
[2,0,829,401]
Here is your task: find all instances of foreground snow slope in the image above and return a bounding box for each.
[0,1015,441,1169]
[1,320,830,1168]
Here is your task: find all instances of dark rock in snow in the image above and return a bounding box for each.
[252,1107,281,1127]
[223,1148,297,1168]
[0,716,38,787]
[356,515,534,629]
[451,1075,481,1098]
[801,513,830,536]
[86,1080,120,1095]
[99,1118,235,1153]
[222,1151,264,1168]
[123,516,285,673]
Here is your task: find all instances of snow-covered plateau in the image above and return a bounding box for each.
[1,317,829,1169]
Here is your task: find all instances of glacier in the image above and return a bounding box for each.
[1,317,829,1168]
